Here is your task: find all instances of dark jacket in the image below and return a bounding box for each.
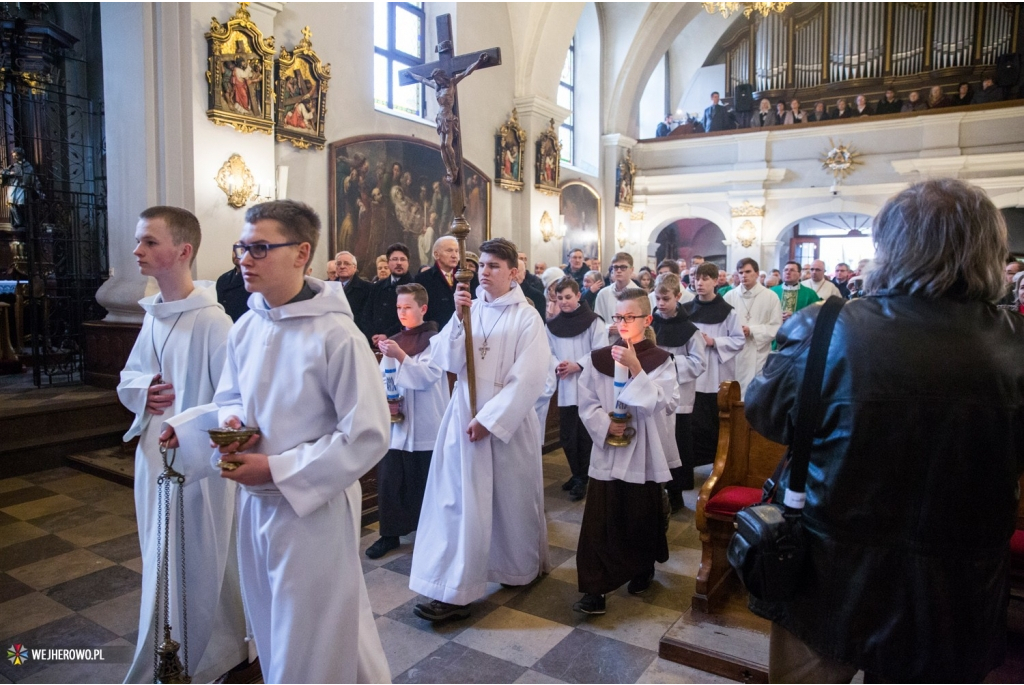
[215,267,249,322]
[581,288,598,313]
[414,262,479,329]
[359,272,413,341]
[520,281,547,321]
[341,273,372,321]
[565,265,589,290]
[745,295,1024,682]
[972,84,1004,105]
[830,107,853,120]
[702,103,734,133]
[749,109,778,128]
[875,97,903,115]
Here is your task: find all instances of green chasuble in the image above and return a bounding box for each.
[770,284,820,316]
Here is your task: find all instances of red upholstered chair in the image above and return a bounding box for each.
[1012,475,1024,599]
[692,381,787,613]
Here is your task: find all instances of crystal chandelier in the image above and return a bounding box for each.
[702,2,793,19]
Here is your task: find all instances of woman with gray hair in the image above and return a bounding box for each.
[745,178,1024,682]
[580,269,604,313]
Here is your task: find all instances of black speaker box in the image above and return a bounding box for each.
[734,83,754,112]
[995,53,1021,87]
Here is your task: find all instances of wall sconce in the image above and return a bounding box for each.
[736,219,757,248]
[616,222,629,248]
[539,211,565,243]
[215,154,257,208]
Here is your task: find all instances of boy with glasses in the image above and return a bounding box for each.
[162,200,390,683]
[594,251,637,341]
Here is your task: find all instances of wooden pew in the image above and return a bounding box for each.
[692,380,787,613]
[1012,474,1024,599]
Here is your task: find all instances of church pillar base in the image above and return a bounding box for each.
[83,320,141,389]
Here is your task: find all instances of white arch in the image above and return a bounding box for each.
[763,199,884,243]
[642,204,732,246]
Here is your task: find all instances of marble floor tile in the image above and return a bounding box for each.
[375,615,448,679]
[64,482,132,506]
[547,545,575,571]
[0,486,56,509]
[360,530,406,566]
[381,552,414,577]
[90,492,137,517]
[396,640,527,684]
[616,570,696,614]
[7,549,115,591]
[0,614,119,681]
[21,467,82,484]
[78,588,143,638]
[0,592,75,642]
[87,532,141,564]
[552,501,587,524]
[545,520,582,552]
[2,494,83,521]
[576,593,682,652]
[44,565,142,612]
[14,658,131,684]
[364,567,421,616]
[636,656,739,684]
[0,535,76,572]
[656,545,702,578]
[513,669,568,684]
[120,557,144,574]
[385,595,501,639]
[503,577,587,629]
[672,523,702,550]
[0,510,16,526]
[25,505,98,534]
[54,514,137,548]
[40,473,109,495]
[546,554,578,587]
[532,627,658,684]
[0,477,33,494]
[453,605,574,668]
[0,521,48,548]
[480,582,530,606]
[0,573,35,604]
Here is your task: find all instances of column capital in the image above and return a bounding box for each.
[601,133,637,149]
[512,96,570,126]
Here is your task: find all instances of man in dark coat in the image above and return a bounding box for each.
[215,255,249,322]
[874,87,903,115]
[359,243,413,344]
[701,91,734,133]
[971,76,1004,104]
[565,248,589,289]
[745,178,1024,683]
[413,235,478,329]
[335,250,372,319]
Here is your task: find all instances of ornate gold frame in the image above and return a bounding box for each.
[616,149,636,211]
[205,3,276,135]
[275,27,331,150]
[534,119,562,196]
[559,179,603,265]
[494,109,526,192]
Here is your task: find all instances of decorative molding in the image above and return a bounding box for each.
[512,95,570,125]
[602,133,638,149]
[891,152,1024,176]
[637,167,787,194]
[730,200,765,217]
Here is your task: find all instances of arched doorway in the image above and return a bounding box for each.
[651,218,727,269]
[774,213,874,272]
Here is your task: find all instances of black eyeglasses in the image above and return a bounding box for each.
[610,314,643,323]
[233,242,300,260]
[610,264,630,271]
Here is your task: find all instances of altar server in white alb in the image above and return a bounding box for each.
[572,288,680,616]
[365,283,449,560]
[116,206,247,684]
[546,275,608,501]
[650,273,706,509]
[409,238,550,622]
[684,263,746,468]
[723,257,781,397]
[163,201,391,684]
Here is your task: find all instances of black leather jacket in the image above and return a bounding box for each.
[745,294,1024,681]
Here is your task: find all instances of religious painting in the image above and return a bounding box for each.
[494,109,526,192]
[275,27,331,150]
[205,3,276,135]
[616,149,636,211]
[535,119,562,196]
[559,180,602,263]
[329,135,491,277]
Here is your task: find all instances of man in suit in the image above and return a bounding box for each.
[702,91,734,133]
[414,235,478,328]
[565,248,589,289]
[335,250,371,318]
[360,243,413,345]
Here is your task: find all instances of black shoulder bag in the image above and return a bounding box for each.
[726,296,845,603]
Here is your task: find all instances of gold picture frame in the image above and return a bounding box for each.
[535,118,562,196]
[275,27,331,150]
[205,3,276,135]
[616,149,636,211]
[494,109,526,192]
[560,180,602,264]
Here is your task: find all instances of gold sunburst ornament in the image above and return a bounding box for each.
[821,139,860,181]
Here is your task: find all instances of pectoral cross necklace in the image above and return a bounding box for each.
[476,306,509,359]
[151,313,184,373]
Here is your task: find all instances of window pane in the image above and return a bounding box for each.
[557,84,572,111]
[561,47,574,86]
[374,53,390,108]
[404,0,423,7]
[392,60,422,115]
[395,6,422,59]
[374,1,388,49]
[559,125,573,164]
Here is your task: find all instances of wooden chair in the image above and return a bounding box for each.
[692,380,786,613]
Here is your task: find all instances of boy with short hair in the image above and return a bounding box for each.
[164,200,391,683]
[594,251,636,340]
[117,206,246,683]
[573,288,680,615]
[651,273,707,509]
[546,276,609,501]
[366,282,449,559]
[683,263,746,469]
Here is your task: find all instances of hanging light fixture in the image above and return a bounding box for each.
[702,2,792,19]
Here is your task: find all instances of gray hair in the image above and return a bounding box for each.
[245,200,321,266]
[584,270,604,287]
[432,235,457,254]
[335,250,356,266]
[864,179,1007,302]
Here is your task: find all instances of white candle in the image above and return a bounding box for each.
[613,361,628,418]
[382,356,400,400]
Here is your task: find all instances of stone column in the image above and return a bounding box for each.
[601,133,637,266]
[725,199,767,271]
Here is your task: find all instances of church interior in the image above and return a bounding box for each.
[1,1,1023,683]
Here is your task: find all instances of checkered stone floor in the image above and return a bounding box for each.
[0,452,732,684]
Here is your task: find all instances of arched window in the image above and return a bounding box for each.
[558,39,575,165]
[374,1,426,117]
[570,3,600,175]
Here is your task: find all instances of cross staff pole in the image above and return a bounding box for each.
[400,15,501,418]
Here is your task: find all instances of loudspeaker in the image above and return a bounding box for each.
[734,84,754,112]
[995,53,1021,87]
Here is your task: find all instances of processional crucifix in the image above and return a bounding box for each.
[400,15,501,417]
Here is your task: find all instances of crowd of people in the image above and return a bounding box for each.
[116,177,1021,684]
[656,76,1011,136]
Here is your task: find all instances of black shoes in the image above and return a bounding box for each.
[569,479,587,501]
[667,490,685,513]
[365,535,400,559]
[413,599,471,622]
[572,593,606,615]
[561,477,575,491]
[627,569,655,595]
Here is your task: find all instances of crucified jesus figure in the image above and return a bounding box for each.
[407,53,490,185]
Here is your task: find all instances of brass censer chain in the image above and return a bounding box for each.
[153,443,191,684]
